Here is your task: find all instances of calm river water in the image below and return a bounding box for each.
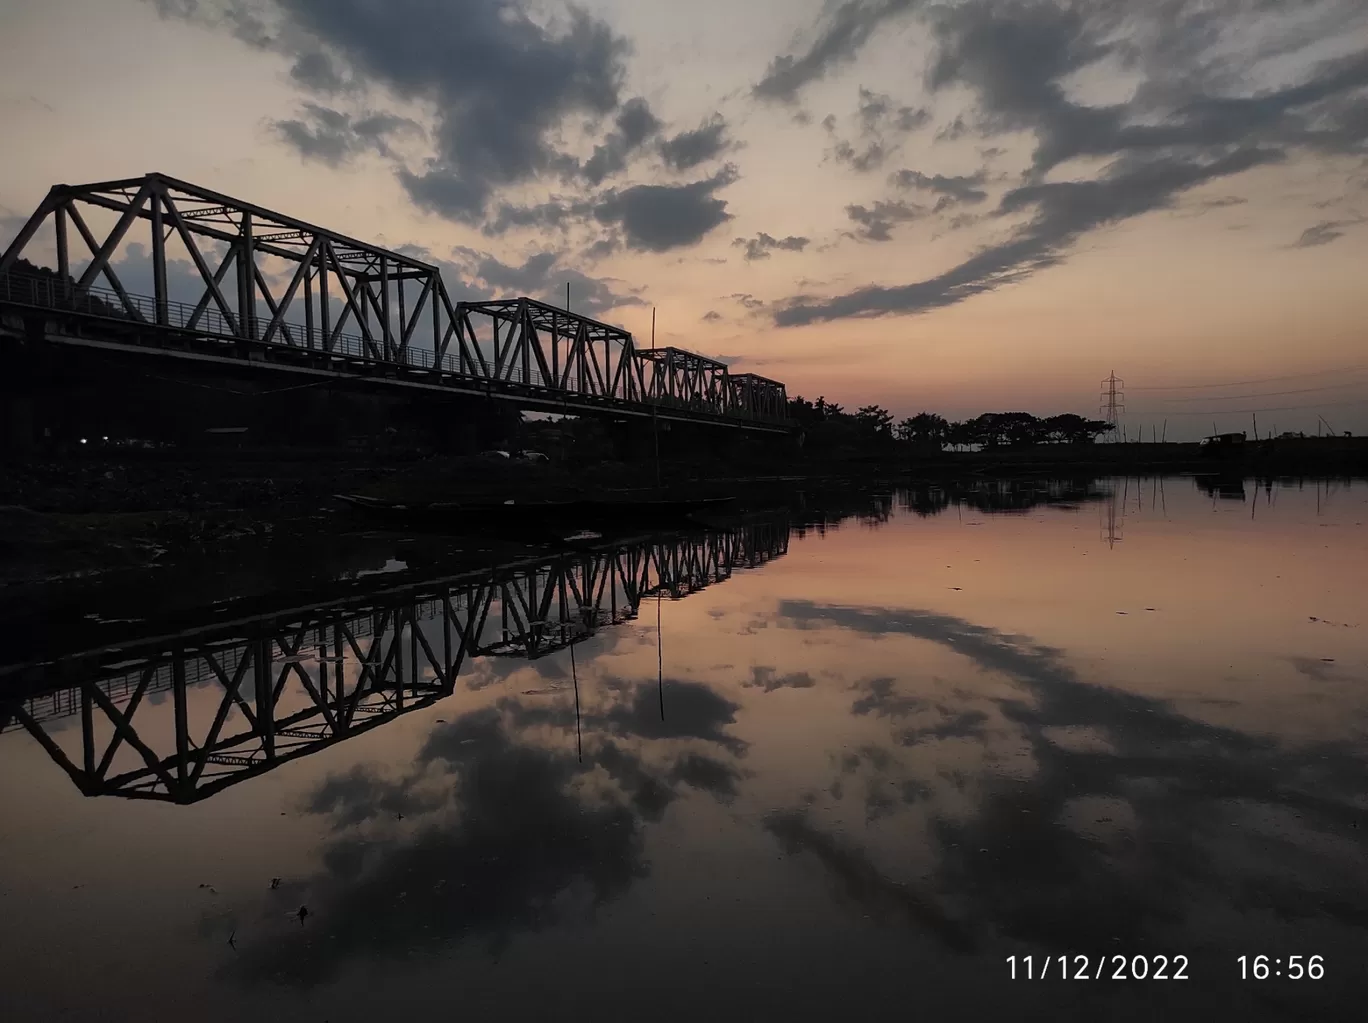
[1,477,1365,1022]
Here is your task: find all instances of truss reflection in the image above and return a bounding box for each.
[1,520,788,804]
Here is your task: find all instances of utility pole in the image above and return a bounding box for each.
[1099,371,1124,442]
[651,306,661,492]
[566,282,570,312]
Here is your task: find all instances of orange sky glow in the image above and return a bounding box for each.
[2,0,1367,440]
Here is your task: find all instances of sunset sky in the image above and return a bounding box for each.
[3,0,1367,438]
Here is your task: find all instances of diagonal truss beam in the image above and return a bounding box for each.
[0,172,790,424]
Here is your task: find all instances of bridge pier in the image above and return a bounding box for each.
[0,393,38,455]
[0,339,46,457]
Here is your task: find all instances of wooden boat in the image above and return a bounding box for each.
[333,493,735,533]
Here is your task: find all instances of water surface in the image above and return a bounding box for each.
[2,477,1365,1022]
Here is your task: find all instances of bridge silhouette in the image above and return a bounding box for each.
[0,173,789,430]
[0,519,789,804]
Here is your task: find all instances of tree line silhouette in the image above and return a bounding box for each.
[787,396,1113,450]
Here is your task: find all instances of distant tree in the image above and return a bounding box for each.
[945,420,972,451]
[787,395,822,425]
[1043,413,1111,445]
[999,412,1046,447]
[965,412,1003,447]
[856,404,894,440]
[906,412,949,448]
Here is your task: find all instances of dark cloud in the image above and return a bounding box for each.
[230,675,749,986]
[890,169,989,209]
[658,114,732,171]
[780,146,1283,322]
[481,196,598,238]
[0,207,30,248]
[765,809,977,952]
[1291,217,1362,248]
[599,678,748,756]
[583,97,663,185]
[593,166,738,252]
[230,706,650,986]
[287,49,356,94]
[753,0,921,103]
[896,708,989,744]
[850,675,926,719]
[445,245,645,318]
[729,292,765,310]
[701,310,723,322]
[743,666,816,692]
[153,0,633,222]
[669,751,746,802]
[773,600,1368,953]
[824,87,931,171]
[733,232,811,261]
[776,600,1080,689]
[770,0,1368,324]
[305,763,444,829]
[844,199,926,242]
[272,101,419,165]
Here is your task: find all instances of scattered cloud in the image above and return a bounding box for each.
[287,49,359,95]
[659,114,733,172]
[702,310,723,322]
[752,0,921,103]
[272,102,421,166]
[823,87,931,172]
[743,666,816,692]
[0,206,26,244]
[435,244,645,318]
[771,0,1368,325]
[733,232,811,261]
[583,98,662,186]
[1290,216,1364,248]
[152,0,633,223]
[889,169,989,210]
[772,600,1368,951]
[1196,195,1248,210]
[765,808,976,951]
[593,166,738,252]
[844,199,925,242]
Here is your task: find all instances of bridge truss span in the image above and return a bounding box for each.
[0,520,790,803]
[0,172,789,430]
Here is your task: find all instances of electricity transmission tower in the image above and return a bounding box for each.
[1099,371,1125,441]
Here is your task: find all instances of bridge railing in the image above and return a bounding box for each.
[0,269,562,384]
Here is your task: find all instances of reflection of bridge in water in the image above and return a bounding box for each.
[0,519,788,804]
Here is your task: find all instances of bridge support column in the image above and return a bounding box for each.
[1,392,38,456]
[607,420,655,463]
[0,338,44,457]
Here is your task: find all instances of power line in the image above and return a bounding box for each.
[1128,364,1368,391]
[1164,397,1368,415]
[1161,381,1368,403]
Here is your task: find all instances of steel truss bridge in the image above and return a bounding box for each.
[0,173,790,429]
[0,519,789,804]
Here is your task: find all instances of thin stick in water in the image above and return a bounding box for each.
[657,590,664,721]
[571,639,582,762]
